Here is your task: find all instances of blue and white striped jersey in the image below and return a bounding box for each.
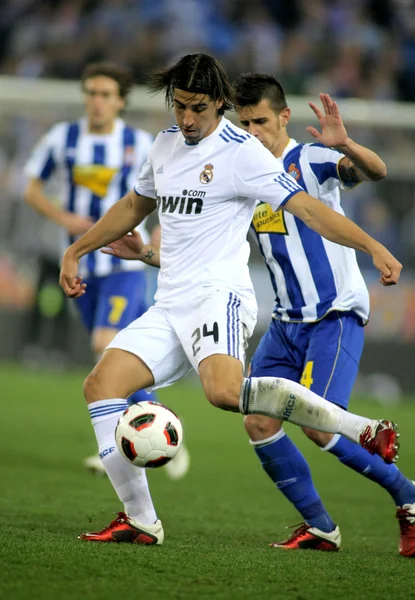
[24,117,153,278]
[251,138,370,324]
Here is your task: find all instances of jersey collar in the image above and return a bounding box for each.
[281,138,298,160]
[81,117,124,137]
[184,116,226,146]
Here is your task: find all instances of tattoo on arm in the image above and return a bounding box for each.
[338,159,361,183]
[142,244,160,268]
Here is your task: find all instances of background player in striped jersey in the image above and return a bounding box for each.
[233,73,415,556]
[59,53,402,546]
[23,62,190,481]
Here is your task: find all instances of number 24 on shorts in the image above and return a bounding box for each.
[191,322,219,357]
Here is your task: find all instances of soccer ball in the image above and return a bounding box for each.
[115,401,183,468]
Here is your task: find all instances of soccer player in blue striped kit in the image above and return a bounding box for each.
[233,73,415,556]
[24,62,189,480]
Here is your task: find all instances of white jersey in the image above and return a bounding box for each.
[24,117,153,278]
[250,138,370,323]
[135,118,303,307]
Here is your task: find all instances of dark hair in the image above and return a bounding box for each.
[148,53,236,115]
[81,62,134,99]
[233,73,287,114]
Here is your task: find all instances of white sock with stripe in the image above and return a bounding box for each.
[88,399,157,525]
[239,377,373,443]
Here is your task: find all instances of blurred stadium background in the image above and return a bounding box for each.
[1,2,415,598]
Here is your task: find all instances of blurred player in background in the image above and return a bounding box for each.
[59,53,402,546]
[23,61,190,481]
[233,73,415,557]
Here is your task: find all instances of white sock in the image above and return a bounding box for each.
[88,399,157,525]
[239,377,373,443]
[321,433,341,452]
[249,428,286,447]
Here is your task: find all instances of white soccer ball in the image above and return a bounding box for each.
[115,401,183,468]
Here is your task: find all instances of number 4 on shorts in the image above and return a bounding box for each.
[191,322,219,356]
[202,322,219,343]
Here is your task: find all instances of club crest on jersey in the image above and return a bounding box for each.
[287,163,301,181]
[200,163,214,184]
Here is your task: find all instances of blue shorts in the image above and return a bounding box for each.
[75,270,148,333]
[250,311,364,409]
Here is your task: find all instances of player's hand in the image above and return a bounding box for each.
[58,212,95,236]
[59,249,86,298]
[307,93,349,149]
[371,246,402,286]
[100,230,144,260]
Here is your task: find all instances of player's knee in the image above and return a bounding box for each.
[244,414,282,439]
[302,426,334,448]
[206,385,239,412]
[83,368,107,404]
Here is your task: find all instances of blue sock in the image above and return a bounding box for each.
[127,389,157,406]
[254,431,336,533]
[327,435,415,506]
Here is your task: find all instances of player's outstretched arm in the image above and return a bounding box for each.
[60,191,156,297]
[307,92,387,182]
[284,191,402,286]
[24,178,94,235]
[101,230,161,268]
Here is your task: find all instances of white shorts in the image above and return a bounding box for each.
[106,287,257,390]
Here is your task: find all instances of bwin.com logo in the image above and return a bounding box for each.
[156,189,206,215]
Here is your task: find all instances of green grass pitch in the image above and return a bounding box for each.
[0,364,414,600]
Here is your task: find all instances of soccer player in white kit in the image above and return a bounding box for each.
[24,61,189,480]
[59,53,402,544]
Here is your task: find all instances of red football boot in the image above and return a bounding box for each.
[269,523,341,551]
[78,512,164,544]
[359,420,400,464]
[397,503,415,558]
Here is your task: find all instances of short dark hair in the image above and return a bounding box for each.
[233,73,287,114]
[81,62,134,99]
[148,53,236,115]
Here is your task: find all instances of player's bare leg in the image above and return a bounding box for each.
[84,329,191,480]
[83,327,120,476]
[198,354,244,411]
[79,348,164,544]
[244,413,283,442]
[198,359,399,464]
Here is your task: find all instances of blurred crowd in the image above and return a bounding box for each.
[1,0,415,101]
